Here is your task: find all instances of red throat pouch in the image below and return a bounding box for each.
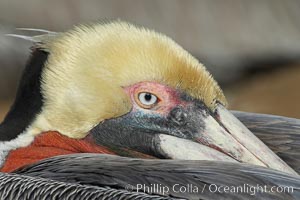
[0,131,115,173]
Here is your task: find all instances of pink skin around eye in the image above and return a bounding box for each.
[124,81,187,116]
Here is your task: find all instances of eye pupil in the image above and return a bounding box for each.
[137,92,158,108]
[144,93,152,101]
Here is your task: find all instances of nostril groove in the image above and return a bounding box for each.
[170,107,188,124]
[176,112,186,122]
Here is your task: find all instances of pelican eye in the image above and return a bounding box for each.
[137,92,158,108]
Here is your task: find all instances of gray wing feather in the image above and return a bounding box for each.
[0,172,171,200]
[15,154,300,200]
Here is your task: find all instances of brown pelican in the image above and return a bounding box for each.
[0,21,299,199]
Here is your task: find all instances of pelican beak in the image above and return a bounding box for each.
[90,97,297,175]
[158,103,298,175]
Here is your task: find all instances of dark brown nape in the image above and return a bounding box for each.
[0,48,48,141]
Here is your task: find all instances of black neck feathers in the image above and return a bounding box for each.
[0,49,48,141]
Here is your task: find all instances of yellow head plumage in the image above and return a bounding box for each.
[29,21,226,138]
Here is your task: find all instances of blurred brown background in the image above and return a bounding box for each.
[1,0,300,121]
